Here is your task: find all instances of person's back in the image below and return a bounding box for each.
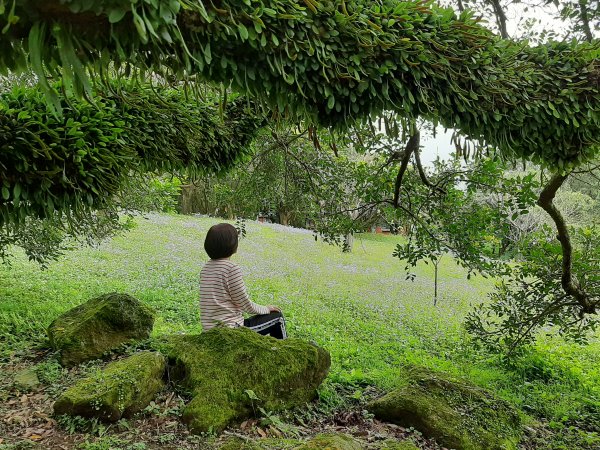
[200,258,269,330]
[199,223,287,339]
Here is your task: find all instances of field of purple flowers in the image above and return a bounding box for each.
[1,213,599,448]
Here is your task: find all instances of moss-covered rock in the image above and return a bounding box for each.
[294,433,362,450]
[13,367,40,391]
[218,438,263,450]
[378,440,420,450]
[155,327,330,434]
[53,351,165,421]
[367,366,521,450]
[48,293,155,366]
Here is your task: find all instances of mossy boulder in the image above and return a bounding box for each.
[155,327,331,434]
[295,433,362,450]
[367,366,521,450]
[48,293,155,366]
[53,351,165,421]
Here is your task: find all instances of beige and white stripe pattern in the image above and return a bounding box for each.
[199,259,269,331]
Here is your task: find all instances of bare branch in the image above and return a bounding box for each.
[414,148,447,195]
[537,172,596,314]
[393,131,420,208]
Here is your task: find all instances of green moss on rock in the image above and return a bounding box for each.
[48,293,155,366]
[215,437,306,450]
[218,438,263,450]
[379,440,420,450]
[154,327,330,434]
[295,433,362,450]
[13,367,40,391]
[367,366,521,450]
[53,351,165,421]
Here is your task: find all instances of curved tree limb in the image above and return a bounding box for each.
[536,172,595,314]
[413,147,447,195]
[393,131,420,208]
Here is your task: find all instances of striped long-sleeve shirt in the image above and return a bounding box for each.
[199,259,270,331]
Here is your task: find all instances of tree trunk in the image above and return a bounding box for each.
[537,173,595,314]
[578,0,594,42]
[488,0,509,39]
[279,211,291,226]
[344,232,354,253]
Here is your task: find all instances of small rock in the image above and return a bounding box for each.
[53,351,165,421]
[295,433,362,450]
[367,365,522,450]
[48,293,155,366]
[14,367,40,391]
[379,439,420,450]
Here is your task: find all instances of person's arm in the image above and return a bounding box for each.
[227,265,271,315]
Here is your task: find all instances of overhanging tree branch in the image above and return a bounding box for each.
[1,1,598,166]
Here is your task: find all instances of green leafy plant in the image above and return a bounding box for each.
[466,226,600,353]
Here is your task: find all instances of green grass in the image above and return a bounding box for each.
[1,214,599,448]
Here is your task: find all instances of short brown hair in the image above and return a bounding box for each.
[204,223,239,259]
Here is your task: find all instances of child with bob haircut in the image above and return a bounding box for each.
[199,223,287,339]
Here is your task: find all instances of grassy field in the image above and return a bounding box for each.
[1,213,599,448]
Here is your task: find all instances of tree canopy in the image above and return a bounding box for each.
[1,0,599,168]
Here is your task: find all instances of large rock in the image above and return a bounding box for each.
[295,433,362,450]
[156,327,331,434]
[48,293,155,366]
[53,351,165,421]
[367,366,521,450]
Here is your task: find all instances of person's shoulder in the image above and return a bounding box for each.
[221,260,243,277]
[208,259,240,270]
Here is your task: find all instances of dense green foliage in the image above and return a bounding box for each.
[392,159,540,277]
[1,1,599,167]
[187,127,390,237]
[467,225,600,351]
[0,84,262,227]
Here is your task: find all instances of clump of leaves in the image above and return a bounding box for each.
[0,83,263,229]
[393,158,539,284]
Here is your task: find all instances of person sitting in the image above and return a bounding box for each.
[199,223,287,339]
